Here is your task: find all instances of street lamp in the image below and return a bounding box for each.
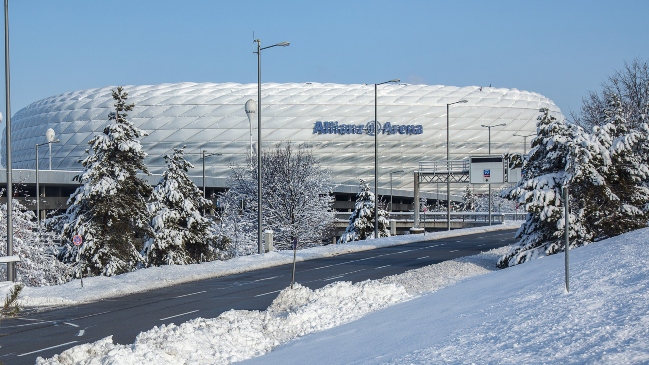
[481,123,506,225]
[35,133,60,240]
[389,170,404,214]
[374,79,399,239]
[513,132,536,156]
[4,0,15,282]
[253,38,289,254]
[446,99,468,231]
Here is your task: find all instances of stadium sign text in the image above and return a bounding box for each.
[312,121,423,136]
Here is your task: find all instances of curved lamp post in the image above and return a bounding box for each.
[481,123,506,225]
[446,100,467,231]
[374,79,399,239]
[253,38,289,253]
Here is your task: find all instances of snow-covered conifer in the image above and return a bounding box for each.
[143,147,218,265]
[0,198,73,286]
[460,185,476,212]
[338,179,390,243]
[58,87,152,276]
[498,109,588,268]
[582,94,649,239]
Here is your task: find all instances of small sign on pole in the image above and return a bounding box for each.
[73,235,83,246]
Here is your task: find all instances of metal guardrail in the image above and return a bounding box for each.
[335,211,516,223]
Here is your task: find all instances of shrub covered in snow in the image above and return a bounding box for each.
[0,199,73,286]
[218,143,335,254]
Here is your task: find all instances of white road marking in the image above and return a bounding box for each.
[77,329,85,337]
[449,250,459,253]
[63,322,79,327]
[253,276,279,282]
[160,310,199,321]
[174,290,206,298]
[375,265,391,269]
[322,269,366,281]
[416,256,429,260]
[254,289,282,297]
[17,341,79,357]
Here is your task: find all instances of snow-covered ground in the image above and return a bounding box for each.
[1,223,518,308]
[11,223,649,364]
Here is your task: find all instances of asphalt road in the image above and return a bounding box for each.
[0,229,517,364]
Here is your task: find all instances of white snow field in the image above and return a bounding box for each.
[14,224,649,364]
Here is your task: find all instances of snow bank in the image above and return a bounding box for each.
[36,281,411,365]
[12,223,518,308]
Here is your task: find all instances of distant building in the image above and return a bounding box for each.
[1,82,562,213]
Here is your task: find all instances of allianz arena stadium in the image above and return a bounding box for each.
[1,82,562,210]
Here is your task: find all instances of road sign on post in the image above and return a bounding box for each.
[469,156,504,184]
[73,235,83,246]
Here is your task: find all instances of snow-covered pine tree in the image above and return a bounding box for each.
[143,147,218,265]
[338,179,390,243]
[0,198,73,286]
[58,87,152,276]
[497,109,587,268]
[582,93,649,239]
[218,144,335,252]
[460,185,476,212]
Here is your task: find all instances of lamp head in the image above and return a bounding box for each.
[459,99,468,103]
[245,99,257,114]
[389,79,400,83]
[45,128,56,142]
[277,41,290,47]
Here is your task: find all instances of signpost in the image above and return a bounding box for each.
[73,234,84,288]
[291,237,298,289]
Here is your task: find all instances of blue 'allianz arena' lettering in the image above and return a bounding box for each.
[313,121,423,135]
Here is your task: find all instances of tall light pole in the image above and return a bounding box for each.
[254,38,289,254]
[374,79,399,239]
[4,0,14,281]
[513,132,536,156]
[446,100,468,231]
[36,134,59,240]
[481,123,506,225]
[389,169,404,214]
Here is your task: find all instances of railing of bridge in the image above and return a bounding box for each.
[418,160,470,174]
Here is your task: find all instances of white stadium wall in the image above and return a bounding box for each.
[1,82,562,192]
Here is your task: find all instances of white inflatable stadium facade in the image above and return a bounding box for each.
[3,82,562,193]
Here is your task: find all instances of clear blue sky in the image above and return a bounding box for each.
[1,0,648,118]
